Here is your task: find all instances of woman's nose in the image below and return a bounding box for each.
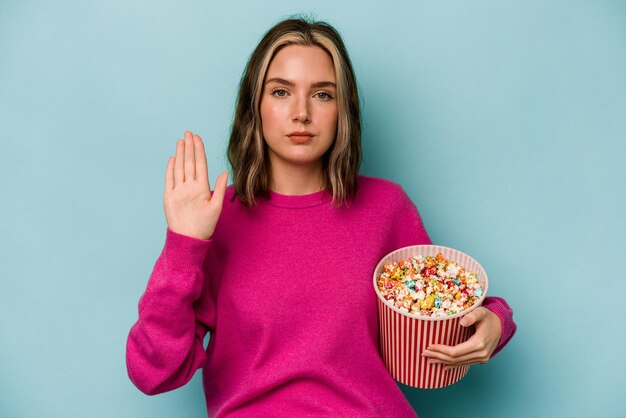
[292,95,311,123]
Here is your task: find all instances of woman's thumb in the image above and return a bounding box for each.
[211,171,229,204]
[460,308,484,327]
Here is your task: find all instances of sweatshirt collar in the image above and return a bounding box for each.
[263,188,333,208]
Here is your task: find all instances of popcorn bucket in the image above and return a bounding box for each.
[373,245,488,389]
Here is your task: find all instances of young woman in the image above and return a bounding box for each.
[126,17,516,417]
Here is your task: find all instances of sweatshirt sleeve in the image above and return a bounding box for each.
[126,227,216,395]
[482,296,517,358]
[391,183,516,357]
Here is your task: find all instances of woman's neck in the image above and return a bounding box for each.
[269,161,325,196]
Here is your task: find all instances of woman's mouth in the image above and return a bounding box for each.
[288,134,314,143]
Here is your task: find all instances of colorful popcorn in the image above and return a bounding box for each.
[376,253,483,317]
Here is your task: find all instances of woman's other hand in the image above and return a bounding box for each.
[421,306,502,372]
[164,131,229,240]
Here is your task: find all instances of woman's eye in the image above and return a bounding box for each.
[270,89,333,100]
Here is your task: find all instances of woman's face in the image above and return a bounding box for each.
[260,44,338,172]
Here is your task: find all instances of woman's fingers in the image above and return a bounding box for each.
[165,157,174,191]
[426,339,480,359]
[423,337,490,365]
[423,348,484,365]
[174,139,184,186]
[194,134,210,192]
[210,171,229,208]
[170,132,216,195]
[184,131,195,181]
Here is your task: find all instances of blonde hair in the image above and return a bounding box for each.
[227,15,362,208]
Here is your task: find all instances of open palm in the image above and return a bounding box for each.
[163,131,228,240]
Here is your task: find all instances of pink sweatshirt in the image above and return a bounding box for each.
[126,174,516,417]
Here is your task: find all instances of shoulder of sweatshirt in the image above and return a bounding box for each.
[356,174,414,216]
[357,174,407,200]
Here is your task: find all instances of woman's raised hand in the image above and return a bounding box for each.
[164,131,229,240]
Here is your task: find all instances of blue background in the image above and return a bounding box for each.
[1,1,625,417]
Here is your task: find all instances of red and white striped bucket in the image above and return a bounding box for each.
[373,245,489,389]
